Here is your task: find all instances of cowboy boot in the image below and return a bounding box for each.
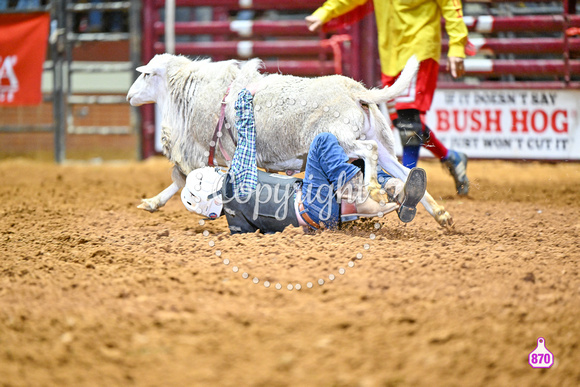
[395,168,427,223]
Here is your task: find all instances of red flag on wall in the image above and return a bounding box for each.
[0,12,49,106]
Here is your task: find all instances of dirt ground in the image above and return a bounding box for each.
[1,157,579,387]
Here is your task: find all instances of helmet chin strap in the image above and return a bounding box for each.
[207,189,222,200]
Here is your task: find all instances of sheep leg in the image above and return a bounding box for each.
[138,182,181,212]
[368,136,454,228]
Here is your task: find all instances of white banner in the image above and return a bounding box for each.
[419,89,580,160]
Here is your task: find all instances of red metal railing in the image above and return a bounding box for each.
[463,14,580,33]
[437,0,579,89]
[153,40,336,57]
[440,59,580,75]
[153,20,312,36]
[443,38,580,55]
[153,0,323,9]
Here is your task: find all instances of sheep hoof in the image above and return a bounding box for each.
[138,198,160,213]
[435,209,454,229]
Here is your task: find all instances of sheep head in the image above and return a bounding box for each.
[126,54,178,106]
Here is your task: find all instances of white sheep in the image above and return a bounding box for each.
[126,54,453,227]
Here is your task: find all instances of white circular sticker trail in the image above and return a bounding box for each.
[208,224,378,291]
[202,101,381,290]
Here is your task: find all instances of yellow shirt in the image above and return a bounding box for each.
[312,0,468,76]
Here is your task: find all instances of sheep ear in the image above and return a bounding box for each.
[136,65,152,74]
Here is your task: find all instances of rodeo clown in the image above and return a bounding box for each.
[181,89,427,234]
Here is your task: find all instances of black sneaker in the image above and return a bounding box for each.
[397,168,427,223]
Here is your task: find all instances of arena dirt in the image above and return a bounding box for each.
[1,158,579,386]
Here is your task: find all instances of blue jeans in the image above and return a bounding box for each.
[300,133,395,229]
[300,133,362,229]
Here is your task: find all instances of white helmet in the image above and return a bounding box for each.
[181,167,226,219]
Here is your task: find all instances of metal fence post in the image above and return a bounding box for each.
[129,0,143,159]
[52,0,66,163]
